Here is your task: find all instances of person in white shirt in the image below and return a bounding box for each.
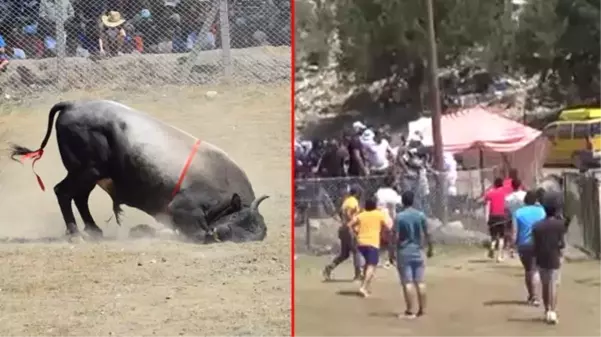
[505,178,527,258]
[375,175,402,268]
[361,129,394,174]
[443,152,458,197]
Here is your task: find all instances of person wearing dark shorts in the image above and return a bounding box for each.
[513,190,545,306]
[532,192,566,325]
[346,197,391,297]
[323,188,363,281]
[393,190,433,319]
[485,177,509,261]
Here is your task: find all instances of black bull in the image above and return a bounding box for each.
[9,100,269,243]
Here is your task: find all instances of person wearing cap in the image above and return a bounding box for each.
[129,7,159,53]
[323,186,363,281]
[531,192,566,325]
[99,10,127,56]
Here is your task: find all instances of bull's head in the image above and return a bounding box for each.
[206,194,270,243]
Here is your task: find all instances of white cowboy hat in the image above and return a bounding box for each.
[101,11,126,28]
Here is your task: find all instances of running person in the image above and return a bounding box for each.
[323,187,363,281]
[532,192,567,325]
[394,190,433,319]
[505,178,527,257]
[484,177,509,261]
[347,196,391,297]
[513,190,545,306]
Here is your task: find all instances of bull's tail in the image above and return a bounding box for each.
[9,101,72,191]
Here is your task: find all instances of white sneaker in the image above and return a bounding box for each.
[545,311,558,324]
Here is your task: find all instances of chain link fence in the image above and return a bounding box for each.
[0,0,290,98]
[294,168,497,254]
[563,171,601,258]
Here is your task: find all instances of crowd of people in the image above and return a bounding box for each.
[294,120,460,217]
[0,0,288,68]
[321,165,568,325]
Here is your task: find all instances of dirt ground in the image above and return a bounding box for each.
[0,85,291,336]
[295,249,600,336]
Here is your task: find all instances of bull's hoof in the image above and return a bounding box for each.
[65,232,85,244]
[129,224,157,239]
[84,226,104,241]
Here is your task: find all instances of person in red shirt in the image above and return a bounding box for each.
[485,177,509,261]
[502,168,523,194]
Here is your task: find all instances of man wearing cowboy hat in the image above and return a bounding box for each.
[99,10,127,56]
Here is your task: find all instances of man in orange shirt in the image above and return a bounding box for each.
[323,187,363,281]
[347,196,392,297]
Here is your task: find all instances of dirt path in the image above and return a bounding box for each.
[295,249,600,336]
[0,85,291,336]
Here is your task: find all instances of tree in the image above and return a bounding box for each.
[510,0,599,103]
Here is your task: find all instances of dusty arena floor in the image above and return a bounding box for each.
[295,249,600,336]
[0,85,291,336]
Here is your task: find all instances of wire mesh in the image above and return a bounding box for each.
[563,171,601,258]
[0,0,290,97]
[294,168,497,253]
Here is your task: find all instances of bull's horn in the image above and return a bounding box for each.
[250,195,270,212]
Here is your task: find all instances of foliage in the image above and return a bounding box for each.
[296,0,600,104]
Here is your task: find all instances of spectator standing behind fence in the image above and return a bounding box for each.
[399,148,429,213]
[361,129,395,175]
[344,127,368,176]
[316,139,348,178]
[99,11,126,56]
[347,196,392,297]
[323,186,363,281]
[38,0,77,56]
[0,34,9,71]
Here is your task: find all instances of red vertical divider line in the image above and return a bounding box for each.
[290,0,296,335]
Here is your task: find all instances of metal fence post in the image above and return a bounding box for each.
[56,1,66,91]
[178,0,220,82]
[304,204,311,251]
[218,0,233,80]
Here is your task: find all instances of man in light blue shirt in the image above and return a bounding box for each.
[513,190,546,306]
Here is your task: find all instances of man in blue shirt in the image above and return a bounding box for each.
[0,34,8,72]
[513,190,546,306]
[393,190,433,319]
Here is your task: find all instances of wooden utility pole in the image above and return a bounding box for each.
[426,0,443,172]
[426,0,446,223]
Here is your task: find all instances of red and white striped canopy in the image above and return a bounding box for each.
[420,107,542,153]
